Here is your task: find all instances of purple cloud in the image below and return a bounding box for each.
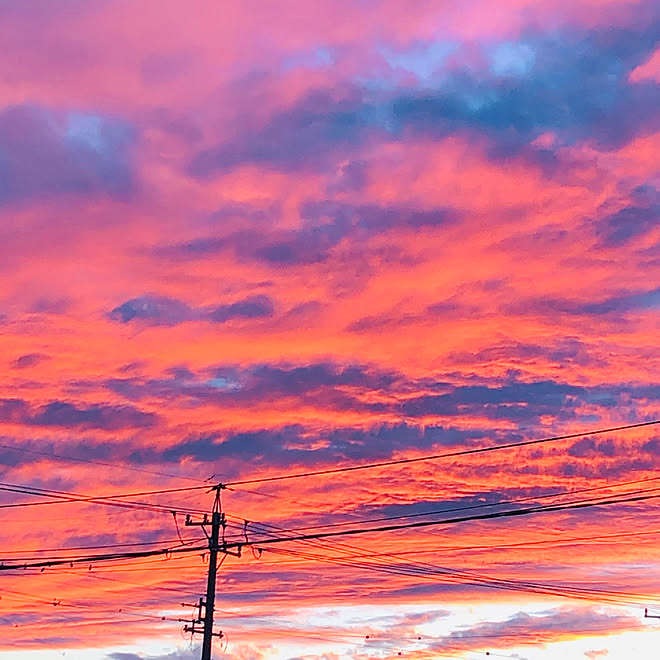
[109,294,275,326]
[0,105,134,204]
[0,398,157,431]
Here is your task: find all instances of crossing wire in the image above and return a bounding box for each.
[0,481,211,515]
[0,441,205,484]
[7,485,660,574]
[0,543,207,572]
[225,419,660,486]
[228,474,660,535]
[220,489,660,550]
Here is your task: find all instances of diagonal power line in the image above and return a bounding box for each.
[225,419,660,486]
[222,490,660,550]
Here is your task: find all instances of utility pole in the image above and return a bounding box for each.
[183,485,227,660]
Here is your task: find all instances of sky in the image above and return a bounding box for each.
[1,0,660,658]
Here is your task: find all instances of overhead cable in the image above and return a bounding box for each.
[225,419,660,486]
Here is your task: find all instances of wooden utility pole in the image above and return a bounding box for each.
[184,486,225,659]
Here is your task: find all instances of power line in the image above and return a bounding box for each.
[0,480,211,500]
[0,543,206,572]
[221,489,660,550]
[219,494,660,609]
[225,419,660,486]
[211,486,660,610]
[241,503,660,608]
[59,568,203,596]
[0,584,188,625]
[218,476,660,609]
[0,537,205,557]
[0,440,204,483]
[213,526,660,567]
[239,474,660,534]
[260,544,658,607]
[221,481,660,545]
[0,482,210,515]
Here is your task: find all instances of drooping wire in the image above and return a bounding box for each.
[0,440,203,483]
[231,474,660,535]
[217,489,660,552]
[0,481,211,515]
[0,542,207,572]
[224,419,660,486]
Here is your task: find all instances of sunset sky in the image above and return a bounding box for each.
[1,1,660,659]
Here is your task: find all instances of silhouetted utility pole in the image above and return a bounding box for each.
[645,608,660,620]
[184,486,228,660]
